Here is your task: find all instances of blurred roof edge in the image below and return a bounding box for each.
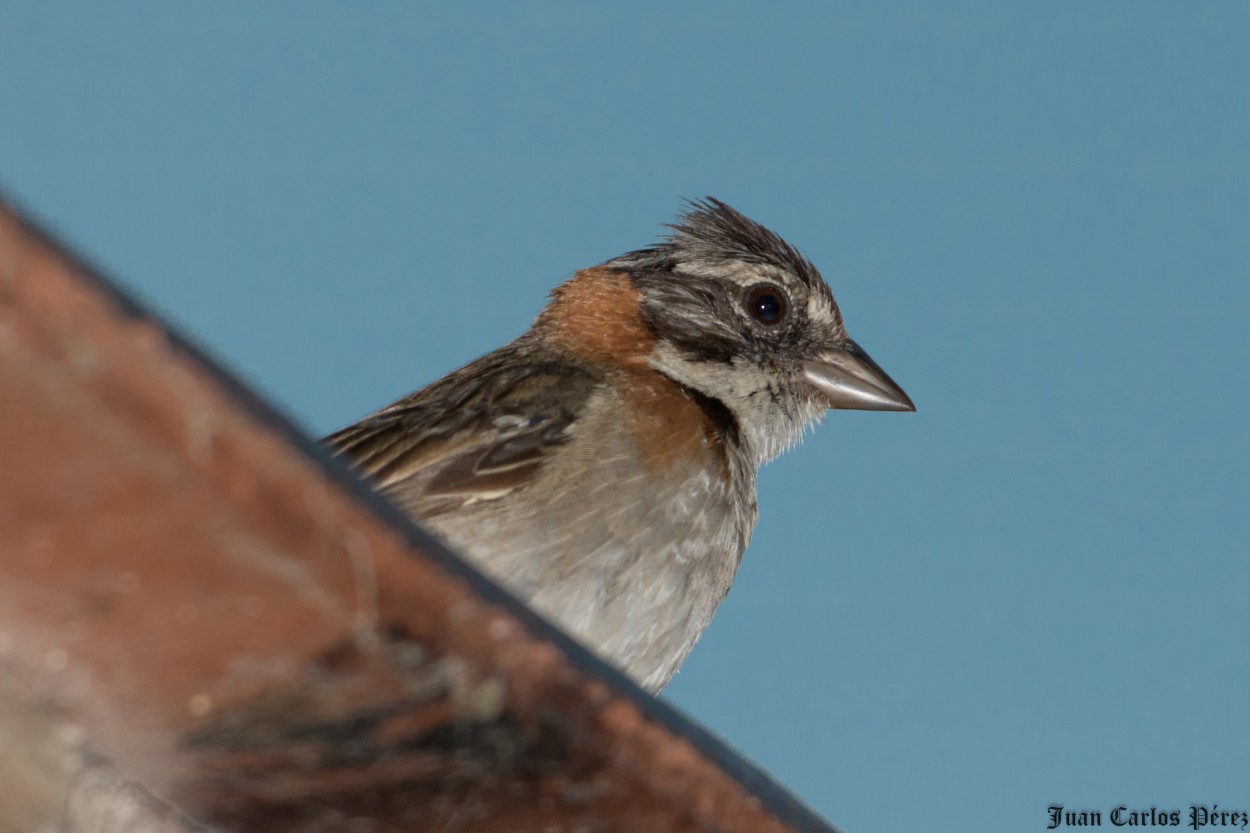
[0,188,845,833]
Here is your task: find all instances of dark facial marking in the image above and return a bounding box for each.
[625,269,742,365]
[678,383,741,447]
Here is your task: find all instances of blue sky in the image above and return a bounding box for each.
[3,4,1248,831]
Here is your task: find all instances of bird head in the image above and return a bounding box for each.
[602,198,914,465]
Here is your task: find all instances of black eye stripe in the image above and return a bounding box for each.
[745,284,788,325]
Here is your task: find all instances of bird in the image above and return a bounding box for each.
[325,198,914,692]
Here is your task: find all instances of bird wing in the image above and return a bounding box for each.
[324,354,597,517]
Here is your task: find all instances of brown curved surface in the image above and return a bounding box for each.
[0,195,844,833]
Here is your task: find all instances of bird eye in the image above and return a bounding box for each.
[745,285,788,325]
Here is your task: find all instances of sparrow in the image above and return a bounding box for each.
[325,198,914,692]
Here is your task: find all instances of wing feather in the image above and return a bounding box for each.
[324,349,596,516]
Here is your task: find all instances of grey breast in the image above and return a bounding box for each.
[424,385,755,692]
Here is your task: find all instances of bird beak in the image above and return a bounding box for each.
[803,339,916,412]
